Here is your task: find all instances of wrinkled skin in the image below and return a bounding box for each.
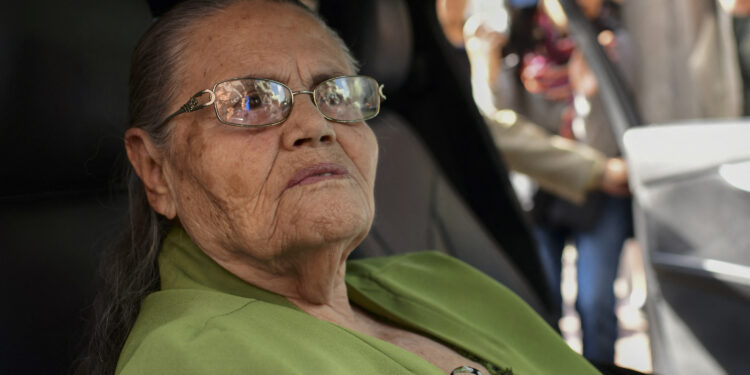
[126,1,378,303]
[125,3,500,372]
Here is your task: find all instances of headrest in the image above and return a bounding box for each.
[1,3,152,198]
[319,0,413,92]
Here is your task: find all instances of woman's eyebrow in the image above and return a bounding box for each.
[224,72,288,84]
[231,71,347,88]
[310,72,348,86]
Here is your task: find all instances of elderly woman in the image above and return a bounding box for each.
[79,0,599,374]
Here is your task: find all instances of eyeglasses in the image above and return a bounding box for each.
[162,75,386,128]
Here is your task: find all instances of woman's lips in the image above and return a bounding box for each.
[286,163,349,189]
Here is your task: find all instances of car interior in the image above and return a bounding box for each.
[317,0,550,312]
[3,0,748,374]
[2,1,148,373]
[2,1,552,373]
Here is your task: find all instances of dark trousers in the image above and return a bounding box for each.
[534,195,632,364]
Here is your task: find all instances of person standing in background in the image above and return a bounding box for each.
[439,0,633,365]
[437,0,629,209]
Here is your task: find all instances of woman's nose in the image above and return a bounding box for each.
[281,95,336,149]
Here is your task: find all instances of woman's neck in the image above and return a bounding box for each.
[208,240,360,324]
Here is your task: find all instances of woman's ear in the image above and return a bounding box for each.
[125,128,177,219]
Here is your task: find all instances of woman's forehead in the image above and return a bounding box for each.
[180,2,352,89]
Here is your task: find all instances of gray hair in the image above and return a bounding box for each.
[76,1,355,374]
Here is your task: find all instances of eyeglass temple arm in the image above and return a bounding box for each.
[161,89,217,124]
[379,84,387,101]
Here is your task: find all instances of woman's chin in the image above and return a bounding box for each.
[257,213,370,273]
[278,186,373,238]
[302,206,372,246]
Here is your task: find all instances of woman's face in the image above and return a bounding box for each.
[159,1,378,268]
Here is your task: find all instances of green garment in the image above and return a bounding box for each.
[116,227,599,375]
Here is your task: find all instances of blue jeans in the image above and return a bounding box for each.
[534,195,631,364]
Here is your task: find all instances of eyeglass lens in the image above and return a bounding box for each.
[213,76,380,127]
[214,79,293,126]
[314,76,380,122]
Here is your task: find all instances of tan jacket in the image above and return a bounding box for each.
[464,11,611,206]
[484,109,606,205]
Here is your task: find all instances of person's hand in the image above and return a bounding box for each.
[599,157,630,197]
[463,14,510,115]
[463,13,509,85]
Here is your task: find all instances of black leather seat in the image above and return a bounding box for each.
[1,2,151,374]
[361,111,545,313]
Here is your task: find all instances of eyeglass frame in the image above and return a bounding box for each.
[160,75,387,128]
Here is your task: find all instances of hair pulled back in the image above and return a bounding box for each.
[75,1,326,374]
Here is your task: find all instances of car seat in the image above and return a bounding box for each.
[0,1,553,374]
[318,0,553,318]
[0,2,151,373]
